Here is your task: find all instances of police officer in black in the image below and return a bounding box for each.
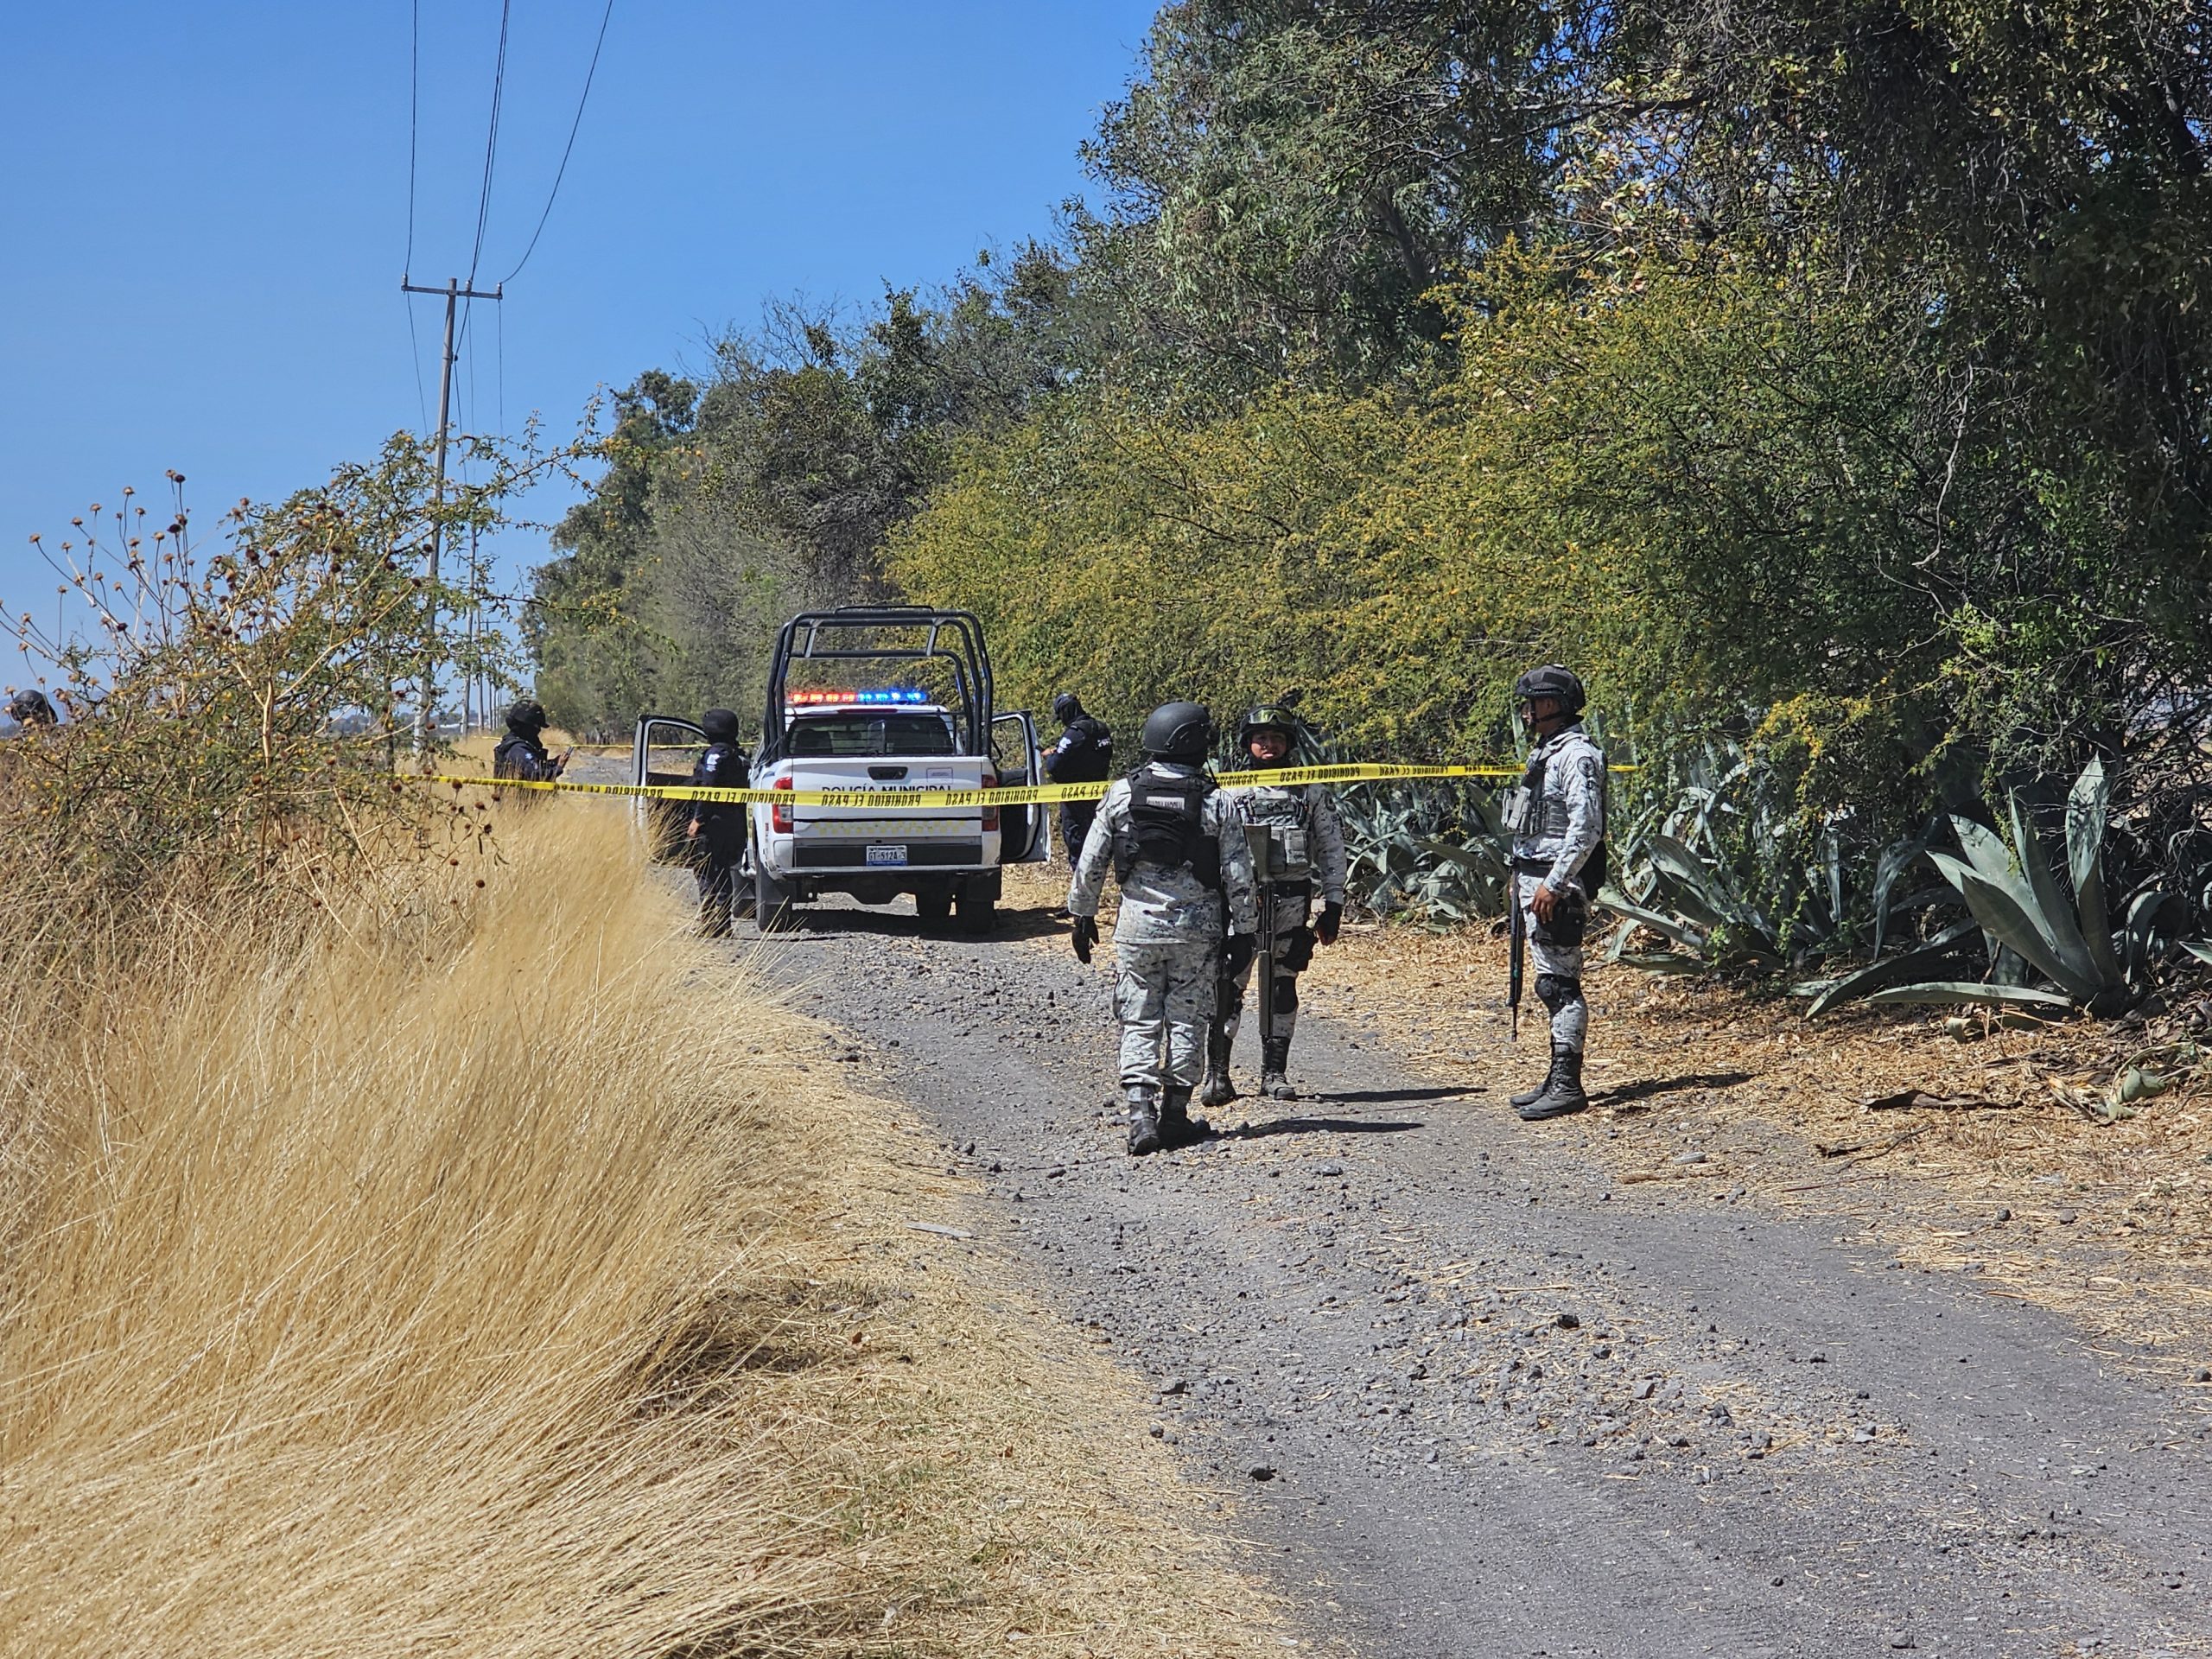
[1043,693,1114,867]
[686,707,750,937]
[493,699,567,783]
[8,690,57,729]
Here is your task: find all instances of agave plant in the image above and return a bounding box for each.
[1337,782,1510,925]
[1817,757,2203,1017]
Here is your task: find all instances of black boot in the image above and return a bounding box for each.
[1510,1051,1561,1109]
[1261,1035,1296,1100]
[1160,1084,1211,1148]
[1126,1086,1162,1155]
[1517,1045,1588,1121]
[1199,1021,1236,1108]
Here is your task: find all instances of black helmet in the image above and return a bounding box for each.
[505,698,548,734]
[8,689,56,727]
[701,707,741,742]
[1052,692,1084,724]
[1511,664,1586,716]
[1140,700,1213,763]
[1237,703,1299,752]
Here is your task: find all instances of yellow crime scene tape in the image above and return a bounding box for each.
[414,760,1632,810]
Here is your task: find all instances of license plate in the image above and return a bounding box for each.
[865,844,908,867]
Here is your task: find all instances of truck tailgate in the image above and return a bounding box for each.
[787,757,988,834]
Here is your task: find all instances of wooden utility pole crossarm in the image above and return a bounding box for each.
[400,276,501,754]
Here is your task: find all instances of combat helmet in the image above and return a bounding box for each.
[1511,664,1586,717]
[1139,701,1213,764]
[1236,702,1300,753]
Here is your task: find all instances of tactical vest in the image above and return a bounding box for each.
[1111,770,1220,889]
[1503,737,1608,889]
[493,732,547,780]
[1054,715,1115,784]
[1236,785,1315,883]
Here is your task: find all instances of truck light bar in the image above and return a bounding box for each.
[785,688,931,706]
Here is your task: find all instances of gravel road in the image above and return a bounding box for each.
[746,896,2212,1658]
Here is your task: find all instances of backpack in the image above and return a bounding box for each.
[1111,770,1220,890]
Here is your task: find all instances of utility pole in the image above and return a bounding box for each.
[401,275,501,754]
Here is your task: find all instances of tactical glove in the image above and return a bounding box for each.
[1071,916,1099,964]
[1316,903,1343,945]
[1222,932,1256,979]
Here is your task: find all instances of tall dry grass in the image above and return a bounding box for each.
[0,803,853,1657]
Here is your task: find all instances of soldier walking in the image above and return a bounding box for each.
[1203,704,1347,1104]
[1503,665,1607,1121]
[1067,702,1258,1156]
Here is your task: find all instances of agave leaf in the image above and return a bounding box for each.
[1821,826,1846,941]
[1647,834,1756,928]
[1414,836,1500,875]
[1596,888,1707,951]
[1617,950,1708,975]
[2187,942,2212,968]
[2065,758,2120,981]
[1862,982,2076,1011]
[1806,922,1979,1018]
[2006,789,2100,988]
[2122,891,2190,983]
[1872,837,1928,960]
[1649,867,1732,932]
[1951,816,2020,887]
[1927,853,2104,1000]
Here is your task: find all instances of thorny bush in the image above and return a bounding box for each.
[6,431,588,917]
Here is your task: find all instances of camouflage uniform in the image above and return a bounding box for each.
[1510,721,1607,1052]
[1068,762,1259,1093]
[1212,779,1347,1095]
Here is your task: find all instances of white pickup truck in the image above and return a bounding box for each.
[632,607,1047,933]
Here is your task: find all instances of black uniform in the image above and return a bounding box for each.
[493,702,563,783]
[1044,710,1114,868]
[688,725,750,935]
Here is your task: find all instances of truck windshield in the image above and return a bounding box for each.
[786,713,959,757]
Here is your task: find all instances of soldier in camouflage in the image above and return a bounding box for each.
[1504,664,1608,1121]
[1202,704,1348,1104]
[1068,702,1260,1156]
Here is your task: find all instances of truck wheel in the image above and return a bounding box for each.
[957,895,999,935]
[755,868,798,933]
[915,889,953,925]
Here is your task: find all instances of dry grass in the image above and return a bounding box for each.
[0,804,1289,1658]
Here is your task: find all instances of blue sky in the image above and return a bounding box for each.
[1,0,1155,652]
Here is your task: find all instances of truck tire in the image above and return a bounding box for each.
[755,867,798,933]
[957,894,999,935]
[915,888,953,925]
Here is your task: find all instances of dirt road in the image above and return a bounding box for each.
[748,894,2212,1657]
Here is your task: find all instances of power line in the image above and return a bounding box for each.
[499,0,616,285]
[466,0,514,290]
[406,293,431,433]
[402,0,427,433]
[404,0,420,275]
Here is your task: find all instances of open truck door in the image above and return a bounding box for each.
[632,715,707,864]
[990,709,1050,864]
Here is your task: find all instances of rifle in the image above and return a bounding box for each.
[1508,874,1527,1041]
[1248,823,1280,1050]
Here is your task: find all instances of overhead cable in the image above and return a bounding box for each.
[499,0,617,285]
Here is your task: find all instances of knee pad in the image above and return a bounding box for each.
[1535,973,1584,1015]
[1271,976,1299,1016]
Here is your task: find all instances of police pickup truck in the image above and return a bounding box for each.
[632,607,1046,933]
